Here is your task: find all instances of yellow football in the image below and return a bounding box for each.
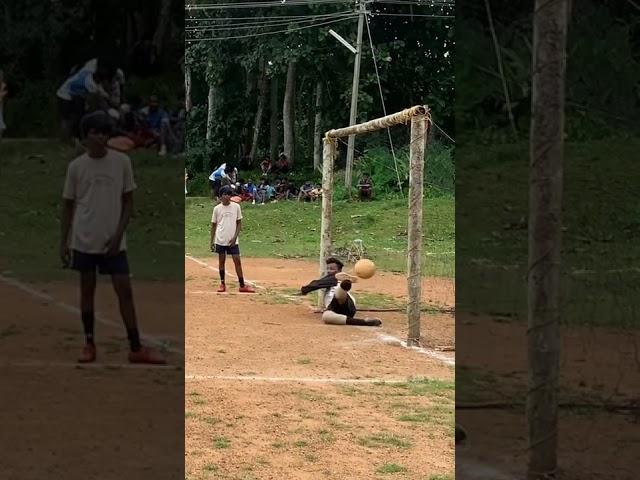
[354,259,376,279]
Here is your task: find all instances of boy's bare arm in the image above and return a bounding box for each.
[230,220,241,246]
[106,191,133,256]
[60,199,75,266]
[210,223,217,251]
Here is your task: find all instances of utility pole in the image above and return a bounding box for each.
[344,0,367,195]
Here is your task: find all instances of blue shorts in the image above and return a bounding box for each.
[214,244,240,256]
[71,250,130,275]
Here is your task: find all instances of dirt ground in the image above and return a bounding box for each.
[0,277,185,480]
[456,312,640,479]
[185,256,455,480]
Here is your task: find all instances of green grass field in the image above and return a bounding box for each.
[186,195,455,278]
[457,139,640,327]
[0,140,184,281]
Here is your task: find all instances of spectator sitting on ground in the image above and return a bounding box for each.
[298,181,315,202]
[358,173,373,201]
[243,180,257,203]
[310,184,322,200]
[260,157,272,175]
[273,153,290,173]
[137,95,175,156]
[276,178,291,200]
[256,178,269,204]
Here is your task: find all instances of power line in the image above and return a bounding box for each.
[375,0,455,5]
[186,12,354,23]
[186,16,356,41]
[187,12,356,32]
[186,0,352,11]
[371,13,453,18]
[364,12,404,197]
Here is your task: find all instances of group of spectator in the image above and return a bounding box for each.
[191,154,374,203]
[55,57,185,155]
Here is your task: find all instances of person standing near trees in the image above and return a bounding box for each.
[209,163,229,200]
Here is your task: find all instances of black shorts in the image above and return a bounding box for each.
[58,97,85,137]
[71,250,130,275]
[214,244,240,255]
[210,179,222,198]
[328,295,357,318]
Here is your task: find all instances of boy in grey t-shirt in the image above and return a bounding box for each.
[60,114,165,364]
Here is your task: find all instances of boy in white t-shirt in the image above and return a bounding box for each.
[210,186,255,293]
[60,113,165,364]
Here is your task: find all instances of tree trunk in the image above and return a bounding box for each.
[185,65,192,112]
[206,84,216,143]
[250,62,269,165]
[283,60,296,166]
[152,0,172,56]
[527,1,569,479]
[241,67,256,159]
[313,80,323,172]
[269,76,279,162]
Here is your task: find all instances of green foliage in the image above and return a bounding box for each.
[457,0,639,141]
[3,81,58,137]
[185,1,455,171]
[457,140,640,328]
[1,0,183,137]
[355,142,454,198]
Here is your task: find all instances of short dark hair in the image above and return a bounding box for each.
[325,257,344,270]
[80,111,113,137]
[219,186,233,196]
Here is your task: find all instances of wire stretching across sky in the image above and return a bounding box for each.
[186,16,357,42]
[187,12,357,33]
[187,0,353,11]
[186,11,354,25]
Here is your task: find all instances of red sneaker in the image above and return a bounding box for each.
[78,343,96,363]
[239,285,256,293]
[217,283,226,293]
[128,347,167,365]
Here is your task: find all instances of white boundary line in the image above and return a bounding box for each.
[1,360,181,370]
[186,374,437,384]
[376,333,455,366]
[186,254,266,290]
[186,255,455,367]
[0,274,184,355]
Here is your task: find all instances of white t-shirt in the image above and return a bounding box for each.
[62,149,136,253]
[211,202,242,246]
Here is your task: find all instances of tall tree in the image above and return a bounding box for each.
[313,80,324,172]
[269,76,279,162]
[283,59,296,165]
[527,0,569,478]
[250,59,269,165]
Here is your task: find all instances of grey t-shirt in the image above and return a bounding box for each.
[62,149,136,253]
